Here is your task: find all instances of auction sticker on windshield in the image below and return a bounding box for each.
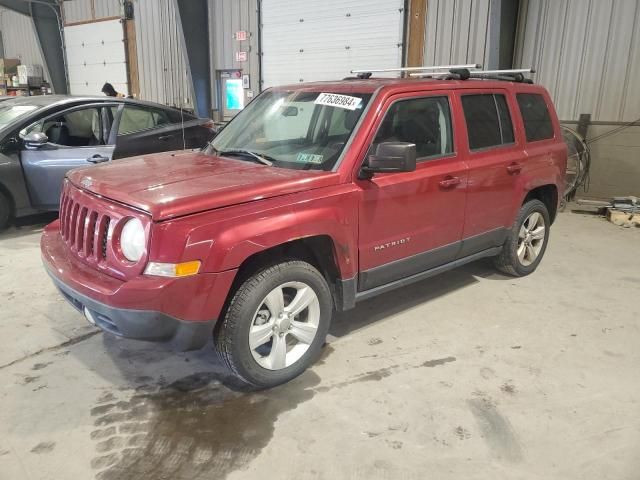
[314,93,362,110]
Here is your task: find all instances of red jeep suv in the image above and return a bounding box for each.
[42,74,566,387]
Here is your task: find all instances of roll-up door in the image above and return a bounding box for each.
[261,0,405,88]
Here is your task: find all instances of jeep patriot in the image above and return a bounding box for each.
[41,74,567,387]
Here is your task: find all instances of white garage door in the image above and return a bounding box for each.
[65,19,128,96]
[261,0,405,88]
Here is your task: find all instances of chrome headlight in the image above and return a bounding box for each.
[120,218,145,262]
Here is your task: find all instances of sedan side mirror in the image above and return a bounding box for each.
[24,132,49,150]
[360,142,417,179]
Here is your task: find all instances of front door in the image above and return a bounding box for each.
[357,92,468,292]
[20,105,116,210]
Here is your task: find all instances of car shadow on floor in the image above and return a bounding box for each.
[0,212,57,240]
[65,258,513,479]
[77,258,512,389]
[330,259,510,338]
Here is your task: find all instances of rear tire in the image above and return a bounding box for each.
[0,191,12,231]
[215,260,332,388]
[493,199,550,277]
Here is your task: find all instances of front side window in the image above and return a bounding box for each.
[374,96,453,160]
[23,107,105,147]
[118,106,171,135]
[461,93,515,150]
[517,93,554,142]
[208,90,371,171]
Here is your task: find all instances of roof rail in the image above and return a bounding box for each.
[409,67,536,83]
[351,64,482,75]
[410,68,535,77]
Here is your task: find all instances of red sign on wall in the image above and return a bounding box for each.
[234,31,247,41]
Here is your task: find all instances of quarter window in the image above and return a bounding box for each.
[517,93,554,142]
[374,96,453,160]
[461,94,515,150]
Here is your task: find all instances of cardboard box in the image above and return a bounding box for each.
[17,64,43,87]
[0,58,20,79]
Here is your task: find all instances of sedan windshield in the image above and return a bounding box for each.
[207,90,371,171]
[0,104,39,128]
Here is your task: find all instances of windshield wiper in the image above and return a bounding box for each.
[219,149,274,166]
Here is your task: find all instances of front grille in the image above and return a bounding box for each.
[60,189,112,262]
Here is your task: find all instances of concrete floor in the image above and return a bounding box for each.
[0,209,639,480]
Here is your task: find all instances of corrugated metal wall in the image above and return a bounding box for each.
[423,0,491,67]
[0,8,47,74]
[209,0,259,111]
[515,0,640,122]
[134,0,194,108]
[62,0,121,24]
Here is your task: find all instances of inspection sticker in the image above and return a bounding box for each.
[296,153,324,164]
[314,93,362,110]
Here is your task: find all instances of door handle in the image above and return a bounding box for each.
[87,154,110,164]
[158,135,173,141]
[507,162,523,174]
[439,176,461,189]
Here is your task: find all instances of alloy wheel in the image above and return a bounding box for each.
[517,211,546,266]
[249,281,320,370]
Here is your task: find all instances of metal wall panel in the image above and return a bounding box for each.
[134,0,194,108]
[423,0,491,67]
[63,0,92,24]
[95,0,121,19]
[515,0,640,122]
[63,0,121,24]
[209,0,259,111]
[0,8,46,72]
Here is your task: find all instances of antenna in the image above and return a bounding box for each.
[351,64,482,75]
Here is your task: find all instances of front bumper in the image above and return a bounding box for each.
[41,220,237,351]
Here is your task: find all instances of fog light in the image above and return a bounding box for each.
[144,260,201,277]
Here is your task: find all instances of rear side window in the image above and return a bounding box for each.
[374,96,453,160]
[517,93,553,141]
[118,106,171,135]
[461,94,515,150]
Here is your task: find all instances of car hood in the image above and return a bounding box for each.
[66,150,340,220]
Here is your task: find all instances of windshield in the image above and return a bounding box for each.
[0,104,40,128]
[207,90,371,171]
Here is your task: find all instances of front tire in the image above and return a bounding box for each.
[494,199,550,277]
[215,260,333,388]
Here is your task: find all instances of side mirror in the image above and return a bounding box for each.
[360,142,416,179]
[24,132,49,150]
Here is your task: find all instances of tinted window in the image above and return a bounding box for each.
[166,108,195,124]
[495,95,514,143]
[462,94,514,150]
[374,96,453,160]
[118,106,171,135]
[517,93,553,141]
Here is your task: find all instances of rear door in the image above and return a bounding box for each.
[20,103,117,210]
[112,104,186,158]
[357,91,468,291]
[455,89,523,257]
